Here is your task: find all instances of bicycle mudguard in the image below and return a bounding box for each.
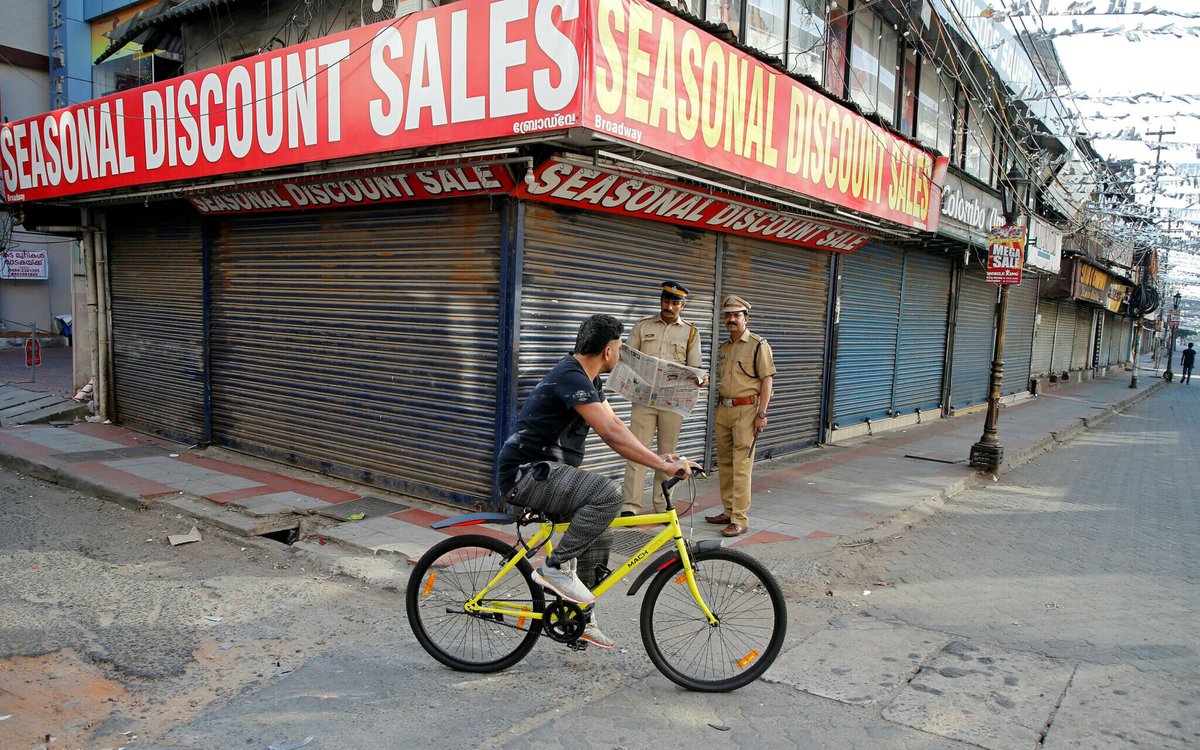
[429,512,518,529]
[626,539,723,596]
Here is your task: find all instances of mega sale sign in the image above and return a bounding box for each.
[1,0,945,231]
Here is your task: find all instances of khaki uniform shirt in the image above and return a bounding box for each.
[718,330,776,399]
[627,315,702,368]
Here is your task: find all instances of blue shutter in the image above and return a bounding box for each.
[893,250,952,414]
[949,265,997,410]
[833,243,903,425]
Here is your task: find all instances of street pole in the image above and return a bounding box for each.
[1165,292,1180,381]
[1136,128,1174,388]
[970,283,1010,471]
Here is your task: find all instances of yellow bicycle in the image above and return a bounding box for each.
[406,475,787,692]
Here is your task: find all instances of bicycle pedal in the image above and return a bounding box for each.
[567,640,589,651]
[592,564,612,584]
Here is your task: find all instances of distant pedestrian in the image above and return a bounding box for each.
[621,281,706,517]
[705,295,775,537]
[1182,343,1195,384]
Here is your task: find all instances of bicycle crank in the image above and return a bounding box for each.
[541,600,587,643]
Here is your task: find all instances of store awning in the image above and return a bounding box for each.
[94,0,237,64]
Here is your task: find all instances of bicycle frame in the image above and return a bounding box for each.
[460,509,719,626]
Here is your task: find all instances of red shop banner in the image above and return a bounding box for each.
[2,0,584,203]
[516,158,874,252]
[585,0,947,232]
[189,161,515,215]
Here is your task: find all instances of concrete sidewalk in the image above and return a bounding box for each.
[0,358,1167,575]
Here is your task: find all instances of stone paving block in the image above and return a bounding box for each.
[8,427,123,452]
[106,456,263,493]
[159,494,297,537]
[1042,663,1200,749]
[230,491,330,516]
[767,617,950,705]
[882,640,1074,749]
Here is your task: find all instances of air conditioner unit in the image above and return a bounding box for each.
[361,0,434,26]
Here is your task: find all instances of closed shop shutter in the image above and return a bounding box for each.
[894,251,953,415]
[521,204,718,477]
[1118,318,1132,362]
[723,234,831,455]
[1002,278,1038,396]
[1030,300,1058,378]
[1102,312,1119,365]
[1072,305,1094,370]
[106,204,206,444]
[833,243,903,425]
[1051,302,1077,373]
[210,201,501,506]
[949,265,996,410]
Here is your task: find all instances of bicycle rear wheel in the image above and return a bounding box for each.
[407,534,544,672]
[640,547,786,692]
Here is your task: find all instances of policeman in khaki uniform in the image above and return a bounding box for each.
[705,295,775,537]
[621,281,705,515]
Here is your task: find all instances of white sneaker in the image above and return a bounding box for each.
[532,559,596,605]
[579,609,616,649]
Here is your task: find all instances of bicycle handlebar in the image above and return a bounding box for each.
[661,468,707,497]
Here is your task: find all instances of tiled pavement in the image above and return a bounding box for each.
[0,358,1167,567]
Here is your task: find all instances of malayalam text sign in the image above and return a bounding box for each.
[986,226,1025,285]
[0,249,49,279]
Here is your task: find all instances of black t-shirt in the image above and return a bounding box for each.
[1183,348,1196,367]
[497,355,606,493]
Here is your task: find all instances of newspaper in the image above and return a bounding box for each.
[607,344,707,417]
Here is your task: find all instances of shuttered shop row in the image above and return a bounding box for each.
[833,244,952,426]
[1001,278,1038,396]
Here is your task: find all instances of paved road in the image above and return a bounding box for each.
[2,381,1198,749]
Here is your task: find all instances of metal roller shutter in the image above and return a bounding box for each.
[1002,278,1038,396]
[949,266,996,410]
[723,234,831,455]
[1051,302,1077,373]
[106,204,207,444]
[520,204,718,476]
[894,251,952,415]
[1072,304,1094,370]
[1030,300,1058,378]
[210,201,501,506]
[833,243,904,425]
[1118,318,1132,362]
[1102,312,1118,365]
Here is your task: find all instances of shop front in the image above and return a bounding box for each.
[3,0,947,508]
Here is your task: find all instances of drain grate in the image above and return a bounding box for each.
[314,495,410,521]
[51,445,172,463]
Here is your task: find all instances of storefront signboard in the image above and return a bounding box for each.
[516,158,874,252]
[0,249,49,279]
[4,0,947,233]
[1104,281,1127,314]
[1076,262,1108,305]
[1025,215,1063,274]
[189,162,515,214]
[936,171,1004,248]
[986,225,1025,284]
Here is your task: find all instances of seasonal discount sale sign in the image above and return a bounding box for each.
[1,0,585,203]
[1,0,946,231]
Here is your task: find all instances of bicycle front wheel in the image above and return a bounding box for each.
[640,547,786,692]
[407,534,544,673]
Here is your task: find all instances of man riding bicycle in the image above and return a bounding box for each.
[497,314,695,648]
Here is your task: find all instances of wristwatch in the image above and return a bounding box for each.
[757,412,768,419]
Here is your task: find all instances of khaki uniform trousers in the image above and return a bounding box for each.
[715,403,757,526]
[622,403,684,513]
